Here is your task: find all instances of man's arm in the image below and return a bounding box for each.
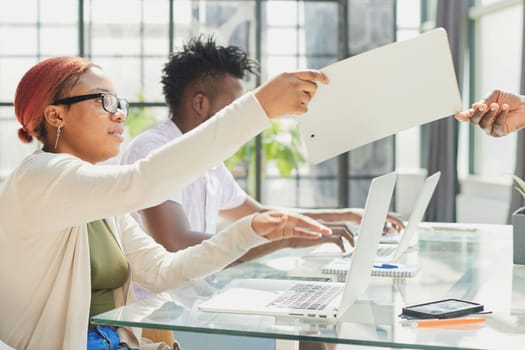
[139,198,287,265]
[220,197,355,262]
[219,196,265,221]
[140,201,212,252]
[221,195,404,235]
[282,208,403,233]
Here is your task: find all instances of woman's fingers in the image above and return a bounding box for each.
[293,69,330,84]
[329,226,355,248]
[323,223,354,245]
[253,211,332,241]
[286,213,332,235]
[254,70,329,118]
[386,214,405,232]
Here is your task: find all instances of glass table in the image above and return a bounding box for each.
[92,223,525,349]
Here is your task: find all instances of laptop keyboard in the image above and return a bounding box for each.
[377,246,396,256]
[266,283,343,311]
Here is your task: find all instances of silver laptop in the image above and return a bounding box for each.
[297,28,462,164]
[198,172,397,321]
[339,171,440,264]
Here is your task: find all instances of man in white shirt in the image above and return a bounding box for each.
[121,35,403,262]
[122,117,246,235]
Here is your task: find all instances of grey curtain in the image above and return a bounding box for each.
[425,0,468,222]
[506,4,525,223]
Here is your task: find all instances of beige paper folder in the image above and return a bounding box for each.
[297,28,462,164]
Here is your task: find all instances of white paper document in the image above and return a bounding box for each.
[297,28,462,164]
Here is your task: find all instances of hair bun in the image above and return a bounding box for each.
[18,127,33,143]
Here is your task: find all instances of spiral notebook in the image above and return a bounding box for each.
[323,259,419,281]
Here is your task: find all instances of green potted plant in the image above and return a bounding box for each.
[225,120,305,196]
[123,94,157,138]
[512,175,525,264]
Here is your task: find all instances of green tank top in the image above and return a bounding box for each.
[88,220,130,319]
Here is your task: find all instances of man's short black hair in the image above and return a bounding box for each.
[161,34,259,114]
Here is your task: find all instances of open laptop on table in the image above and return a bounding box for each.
[378,171,440,261]
[198,172,397,322]
[324,171,440,277]
[373,171,440,262]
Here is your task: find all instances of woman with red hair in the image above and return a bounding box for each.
[0,56,330,350]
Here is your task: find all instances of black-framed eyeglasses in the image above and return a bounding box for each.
[53,93,129,116]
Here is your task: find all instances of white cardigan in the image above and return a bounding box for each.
[0,94,270,350]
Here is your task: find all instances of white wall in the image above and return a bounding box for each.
[456,176,512,224]
[395,170,513,225]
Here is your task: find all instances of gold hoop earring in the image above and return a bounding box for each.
[54,125,62,150]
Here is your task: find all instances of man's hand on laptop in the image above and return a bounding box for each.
[348,212,405,235]
[383,214,405,234]
[251,211,332,241]
[286,221,355,252]
[316,221,355,248]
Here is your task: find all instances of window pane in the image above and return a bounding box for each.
[85,0,143,56]
[94,57,141,99]
[88,26,142,56]
[143,0,170,24]
[348,0,395,55]
[0,58,39,101]
[0,109,37,178]
[304,2,338,57]
[173,1,192,26]
[302,159,339,208]
[266,28,299,55]
[143,25,169,55]
[474,131,516,177]
[0,27,38,55]
[88,0,142,24]
[300,177,338,207]
[265,56,299,79]
[265,1,299,26]
[349,136,394,176]
[263,177,299,207]
[348,178,373,208]
[0,2,37,23]
[41,25,78,55]
[396,0,420,28]
[304,56,337,70]
[474,5,522,177]
[172,1,255,57]
[396,29,420,41]
[40,0,77,24]
[143,58,167,102]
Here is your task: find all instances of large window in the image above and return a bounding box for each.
[466,1,523,180]
[0,0,409,209]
